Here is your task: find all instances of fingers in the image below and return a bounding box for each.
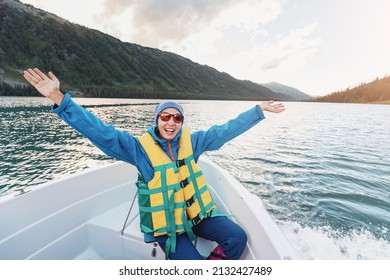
[267,100,286,112]
[274,103,285,113]
[34,68,49,80]
[48,71,59,82]
[23,68,56,86]
[23,70,37,86]
[23,68,42,85]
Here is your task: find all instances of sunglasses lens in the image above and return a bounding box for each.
[159,113,171,122]
[158,113,183,123]
[173,115,183,123]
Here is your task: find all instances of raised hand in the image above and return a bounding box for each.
[260,100,285,113]
[23,68,64,105]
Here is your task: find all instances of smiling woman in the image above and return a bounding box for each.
[21,67,285,260]
[153,101,184,141]
[156,109,182,140]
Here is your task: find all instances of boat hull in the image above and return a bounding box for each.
[0,157,296,260]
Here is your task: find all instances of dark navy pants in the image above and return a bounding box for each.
[155,216,247,260]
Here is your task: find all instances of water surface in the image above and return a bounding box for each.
[1,96,389,259]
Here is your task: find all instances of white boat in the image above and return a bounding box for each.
[0,157,296,260]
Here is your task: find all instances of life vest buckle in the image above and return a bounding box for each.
[185,196,195,207]
[180,178,189,188]
[191,214,201,226]
[176,159,186,168]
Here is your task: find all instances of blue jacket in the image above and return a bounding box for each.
[52,93,265,183]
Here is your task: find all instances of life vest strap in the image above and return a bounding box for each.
[153,154,195,172]
[137,183,177,195]
[139,201,186,213]
[141,224,185,235]
[138,169,203,195]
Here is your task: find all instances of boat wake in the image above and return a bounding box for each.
[278,221,390,260]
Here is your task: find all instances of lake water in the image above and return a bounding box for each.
[0,96,389,259]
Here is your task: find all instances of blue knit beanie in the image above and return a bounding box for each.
[154,101,184,125]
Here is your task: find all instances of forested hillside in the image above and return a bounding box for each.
[310,76,390,104]
[0,0,293,101]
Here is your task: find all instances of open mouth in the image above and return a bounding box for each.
[165,128,175,135]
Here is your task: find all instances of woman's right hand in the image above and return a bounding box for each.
[23,68,64,105]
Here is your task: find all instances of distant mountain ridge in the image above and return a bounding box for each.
[310,76,390,104]
[261,82,311,101]
[0,0,301,101]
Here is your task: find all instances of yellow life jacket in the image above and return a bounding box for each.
[137,127,216,257]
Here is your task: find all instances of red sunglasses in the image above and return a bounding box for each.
[158,113,184,123]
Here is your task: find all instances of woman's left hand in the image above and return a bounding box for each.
[260,100,285,113]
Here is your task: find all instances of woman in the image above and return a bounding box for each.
[23,68,285,260]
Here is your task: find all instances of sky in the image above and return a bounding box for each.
[19,0,390,97]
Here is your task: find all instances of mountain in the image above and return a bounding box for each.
[0,0,297,101]
[261,82,311,101]
[310,76,390,104]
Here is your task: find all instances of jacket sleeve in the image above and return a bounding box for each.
[191,105,265,161]
[51,93,143,166]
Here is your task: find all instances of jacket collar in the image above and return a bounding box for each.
[147,125,182,145]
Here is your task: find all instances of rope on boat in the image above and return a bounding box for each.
[121,192,138,236]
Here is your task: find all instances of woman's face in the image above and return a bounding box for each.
[157,107,183,140]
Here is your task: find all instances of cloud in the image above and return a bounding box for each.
[214,0,283,31]
[261,23,321,71]
[93,0,320,84]
[221,23,322,82]
[95,0,284,47]
[95,0,229,46]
